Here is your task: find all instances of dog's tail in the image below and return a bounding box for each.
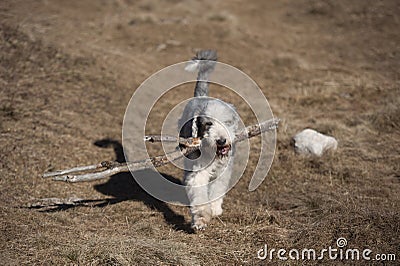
[185,50,217,97]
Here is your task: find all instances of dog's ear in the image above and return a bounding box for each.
[179,117,198,150]
[196,116,206,138]
[179,117,194,137]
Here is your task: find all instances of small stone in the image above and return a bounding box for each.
[293,129,338,156]
[166,39,181,46]
[156,43,167,52]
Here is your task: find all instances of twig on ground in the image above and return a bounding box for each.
[28,197,84,207]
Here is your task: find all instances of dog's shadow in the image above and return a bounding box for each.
[38,138,193,233]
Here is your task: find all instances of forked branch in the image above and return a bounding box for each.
[43,118,280,183]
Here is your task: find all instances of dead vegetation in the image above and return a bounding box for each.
[0,0,399,265]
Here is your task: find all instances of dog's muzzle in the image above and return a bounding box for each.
[216,144,231,157]
[216,138,231,157]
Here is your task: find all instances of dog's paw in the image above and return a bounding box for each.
[192,217,208,231]
[192,218,207,231]
[211,204,223,217]
[190,205,212,231]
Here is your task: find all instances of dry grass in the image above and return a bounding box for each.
[1,0,399,265]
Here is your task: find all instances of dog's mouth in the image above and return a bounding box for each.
[216,144,231,157]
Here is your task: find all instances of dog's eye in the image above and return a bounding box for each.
[205,122,213,126]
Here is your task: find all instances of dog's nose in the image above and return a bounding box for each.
[216,138,226,146]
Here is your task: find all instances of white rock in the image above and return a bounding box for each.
[293,129,338,156]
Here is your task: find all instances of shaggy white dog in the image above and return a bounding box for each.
[178,50,239,230]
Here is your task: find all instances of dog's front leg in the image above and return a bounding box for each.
[184,170,212,230]
[209,157,234,217]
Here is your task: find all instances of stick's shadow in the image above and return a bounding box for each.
[35,138,193,233]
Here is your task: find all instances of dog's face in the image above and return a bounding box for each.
[196,100,239,158]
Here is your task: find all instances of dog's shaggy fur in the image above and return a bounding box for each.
[179,50,239,230]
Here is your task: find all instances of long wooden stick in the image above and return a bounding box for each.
[43,118,279,183]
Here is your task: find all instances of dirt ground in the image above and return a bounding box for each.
[1,0,399,265]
